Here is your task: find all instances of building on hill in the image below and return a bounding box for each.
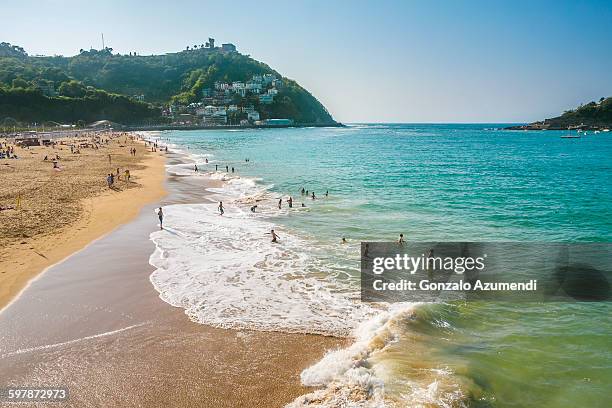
[221,43,236,52]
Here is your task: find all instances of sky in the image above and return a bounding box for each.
[2,0,611,123]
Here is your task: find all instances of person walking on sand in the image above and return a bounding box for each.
[157,207,164,229]
[398,233,405,244]
[269,229,280,243]
[218,201,224,216]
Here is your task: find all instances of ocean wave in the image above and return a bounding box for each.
[149,147,467,407]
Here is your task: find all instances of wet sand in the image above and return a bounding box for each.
[0,153,344,407]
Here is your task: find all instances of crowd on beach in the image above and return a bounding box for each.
[0,142,18,159]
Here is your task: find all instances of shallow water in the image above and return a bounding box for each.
[147,124,611,407]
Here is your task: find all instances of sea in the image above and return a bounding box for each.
[145,124,611,407]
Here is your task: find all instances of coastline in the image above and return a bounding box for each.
[0,138,167,311]
[0,150,344,407]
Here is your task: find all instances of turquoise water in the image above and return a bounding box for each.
[158,124,611,407]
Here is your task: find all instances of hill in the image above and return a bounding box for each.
[0,42,336,127]
[506,97,612,130]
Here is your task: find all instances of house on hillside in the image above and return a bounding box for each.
[221,43,236,52]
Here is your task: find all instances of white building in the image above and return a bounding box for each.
[262,73,276,85]
[247,110,260,121]
[267,88,278,96]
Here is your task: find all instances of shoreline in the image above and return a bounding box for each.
[0,137,167,310]
[0,149,344,407]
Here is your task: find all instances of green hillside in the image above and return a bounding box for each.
[506,97,612,130]
[0,42,336,126]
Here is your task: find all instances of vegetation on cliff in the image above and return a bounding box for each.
[0,42,335,125]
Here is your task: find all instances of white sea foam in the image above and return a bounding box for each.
[149,201,374,336]
[149,147,463,407]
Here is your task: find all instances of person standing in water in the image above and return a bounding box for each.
[287,196,293,208]
[225,165,229,172]
[218,201,224,216]
[325,190,329,197]
[301,187,305,195]
[231,167,235,173]
[269,229,280,243]
[311,192,316,200]
[205,158,208,164]
[278,198,282,209]
[194,164,198,172]
[157,207,164,229]
[215,164,218,171]
[398,233,405,244]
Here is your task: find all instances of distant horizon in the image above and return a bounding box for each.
[3,0,611,123]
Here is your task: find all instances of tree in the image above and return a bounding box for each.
[58,80,87,98]
[11,78,30,89]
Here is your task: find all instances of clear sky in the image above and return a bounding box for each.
[2,0,611,123]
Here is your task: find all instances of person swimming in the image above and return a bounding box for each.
[325,190,329,197]
[218,201,224,215]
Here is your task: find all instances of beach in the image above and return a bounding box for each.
[0,132,166,310]
[0,144,343,407]
[1,126,610,408]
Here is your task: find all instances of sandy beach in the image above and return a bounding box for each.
[0,132,166,310]
[0,146,342,407]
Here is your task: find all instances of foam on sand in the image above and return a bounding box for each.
[149,202,374,336]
